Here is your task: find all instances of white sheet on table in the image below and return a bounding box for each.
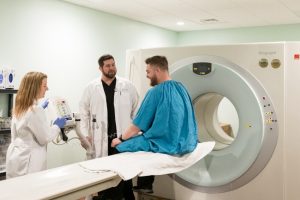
[78,141,215,180]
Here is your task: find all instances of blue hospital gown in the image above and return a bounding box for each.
[116,80,198,155]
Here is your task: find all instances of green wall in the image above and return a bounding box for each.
[0,0,177,83]
[177,23,300,45]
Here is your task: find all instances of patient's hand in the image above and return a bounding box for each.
[111,138,122,147]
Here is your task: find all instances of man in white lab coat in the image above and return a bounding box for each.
[79,54,139,200]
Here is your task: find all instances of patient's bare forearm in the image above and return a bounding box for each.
[122,124,140,140]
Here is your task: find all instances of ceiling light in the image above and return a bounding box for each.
[177,21,184,26]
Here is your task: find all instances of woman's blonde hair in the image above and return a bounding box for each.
[14,71,47,118]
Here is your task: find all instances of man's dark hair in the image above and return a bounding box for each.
[145,55,168,71]
[98,54,114,67]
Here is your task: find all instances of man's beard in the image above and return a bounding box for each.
[150,76,158,86]
[103,71,116,79]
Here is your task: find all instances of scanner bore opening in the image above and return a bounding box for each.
[194,92,239,150]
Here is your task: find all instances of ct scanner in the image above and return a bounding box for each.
[126,42,300,200]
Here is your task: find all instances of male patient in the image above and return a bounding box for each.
[111,55,198,193]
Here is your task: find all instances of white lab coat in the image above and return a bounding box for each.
[79,76,139,158]
[6,105,61,179]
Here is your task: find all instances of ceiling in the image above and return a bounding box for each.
[64,0,300,32]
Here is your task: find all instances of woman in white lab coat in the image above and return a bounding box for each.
[5,72,66,179]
